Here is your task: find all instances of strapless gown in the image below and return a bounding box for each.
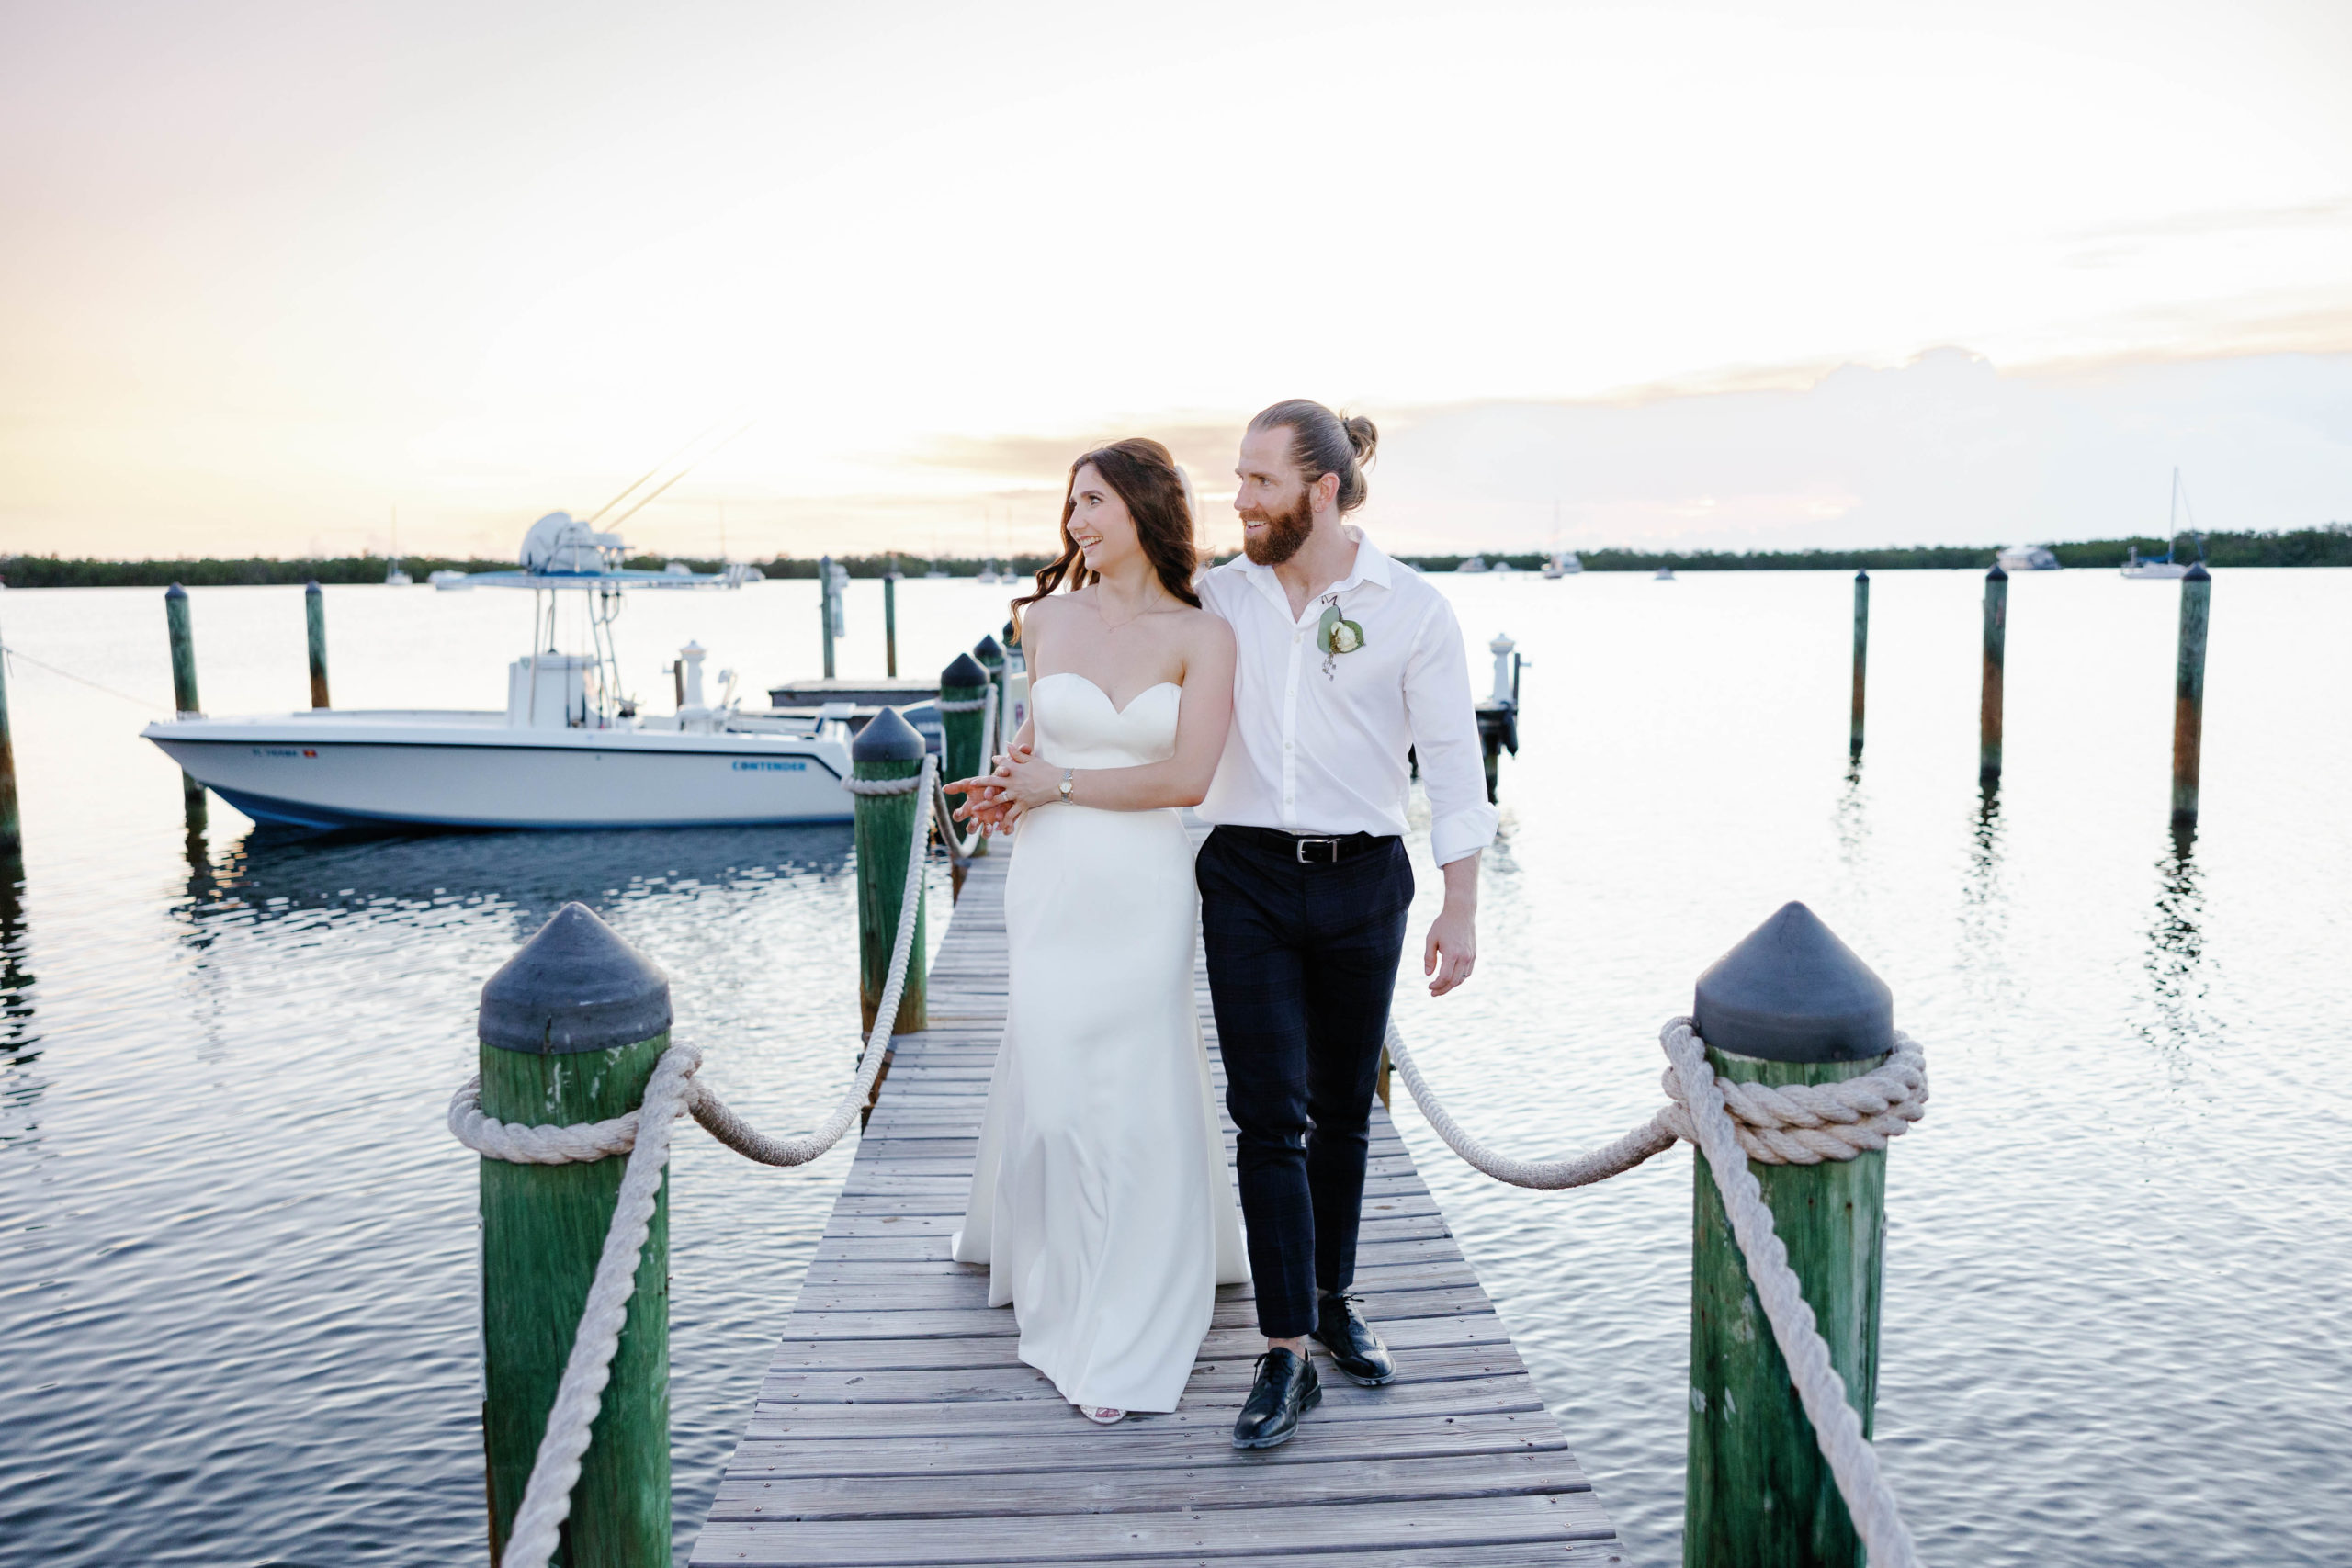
[949,671,1249,1413]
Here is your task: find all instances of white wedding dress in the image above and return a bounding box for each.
[949,671,1249,1413]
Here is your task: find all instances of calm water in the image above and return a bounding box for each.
[2,570,2346,1565]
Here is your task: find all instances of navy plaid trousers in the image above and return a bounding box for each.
[1196,826,1414,1339]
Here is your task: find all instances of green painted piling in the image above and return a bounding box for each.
[165,583,200,715]
[305,581,331,708]
[1685,903,1892,1568]
[973,634,1006,753]
[164,584,206,819]
[852,708,927,1037]
[883,559,900,678]
[477,903,673,1568]
[1979,564,2007,781]
[1849,570,1869,757]
[820,556,838,681]
[939,652,990,864]
[2172,563,2211,824]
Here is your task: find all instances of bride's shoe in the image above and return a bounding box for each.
[1077,1404,1125,1425]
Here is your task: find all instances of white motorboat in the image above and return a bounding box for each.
[1996,544,2060,571]
[142,514,859,831]
[1454,556,1488,574]
[1542,550,1583,578]
[1489,558,1519,575]
[1654,565,1676,580]
[428,570,471,591]
[2120,469,2206,580]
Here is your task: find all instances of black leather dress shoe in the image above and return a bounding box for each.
[1311,1292,1396,1386]
[1232,1347,1321,1450]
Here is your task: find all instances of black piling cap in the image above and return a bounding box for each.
[1986,562,2008,581]
[1692,901,1894,1064]
[479,901,672,1055]
[306,580,322,595]
[165,582,187,600]
[1854,568,1869,581]
[1002,618,1019,646]
[974,634,1003,662]
[941,651,988,689]
[852,705,926,762]
[2184,562,2211,581]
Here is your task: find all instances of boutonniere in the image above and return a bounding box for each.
[1316,599,1365,679]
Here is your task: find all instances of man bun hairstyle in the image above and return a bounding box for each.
[1249,399,1379,514]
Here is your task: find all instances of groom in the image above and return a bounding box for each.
[1195,399,1496,1449]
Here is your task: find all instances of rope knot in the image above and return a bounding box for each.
[1655,1019,1928,1166]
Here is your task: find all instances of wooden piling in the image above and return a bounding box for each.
[1849,570,1868,757]
[883,558,900,679]
[1685,902,1892,1568]
[973,634,1006,751]
[164,584,206,819]
[1979,564,2007,781]
[2172,563,2211,824]
[938,652,990,865]
[0,604,17,846]
[305,581,331,708]
[820,555,838,681]
[852,708,927,1037]
[476,902,673,1568]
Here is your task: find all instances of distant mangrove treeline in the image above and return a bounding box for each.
[6,523,2347,588]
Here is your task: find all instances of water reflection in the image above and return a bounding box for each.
[181,823,854,934]
[0,847,40,1159]
[1956,780,2011,998]
[1834,756,1871,879]
[2137,822,2219,1062]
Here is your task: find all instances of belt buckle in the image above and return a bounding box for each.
[1295,836,1341,864]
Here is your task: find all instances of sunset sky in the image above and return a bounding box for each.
[4,0,2348,561]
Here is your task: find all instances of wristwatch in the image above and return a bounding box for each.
[1059,769,1074,803]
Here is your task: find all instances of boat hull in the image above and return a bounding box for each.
[143,714,858,829]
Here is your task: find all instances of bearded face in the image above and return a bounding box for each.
[1239,482,1316,566]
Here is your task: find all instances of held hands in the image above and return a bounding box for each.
[946,744,1068,832]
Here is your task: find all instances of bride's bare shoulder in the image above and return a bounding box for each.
[1173,604,1235,656]
[1021,592,1080,638]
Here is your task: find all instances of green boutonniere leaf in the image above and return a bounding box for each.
[1316,604,1366,658]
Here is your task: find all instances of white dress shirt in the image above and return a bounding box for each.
[1197,528,1498,866]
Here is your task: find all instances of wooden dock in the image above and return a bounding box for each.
[691,838,1623,1567]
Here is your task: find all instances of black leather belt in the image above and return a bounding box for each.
[1218,826,1396,864]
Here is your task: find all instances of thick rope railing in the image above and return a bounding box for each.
[448,750,935,1568]
[1385,1016,1927,1568]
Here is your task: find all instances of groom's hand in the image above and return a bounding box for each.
[1424,853,1481,996]
[1424,906,1476,995]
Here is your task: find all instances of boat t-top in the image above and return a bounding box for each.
[2121,469,2207,580]
[141,513,863,831]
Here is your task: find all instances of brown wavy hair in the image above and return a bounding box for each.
[1011,438,1200,637]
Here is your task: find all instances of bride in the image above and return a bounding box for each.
[947,437,1248,1425]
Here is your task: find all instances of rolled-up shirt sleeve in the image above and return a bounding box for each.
[1404,594,1499,865]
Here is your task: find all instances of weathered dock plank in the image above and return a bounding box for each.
[691,840,1622,1568]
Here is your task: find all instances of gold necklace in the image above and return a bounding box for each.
[1092,592,1159,633]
